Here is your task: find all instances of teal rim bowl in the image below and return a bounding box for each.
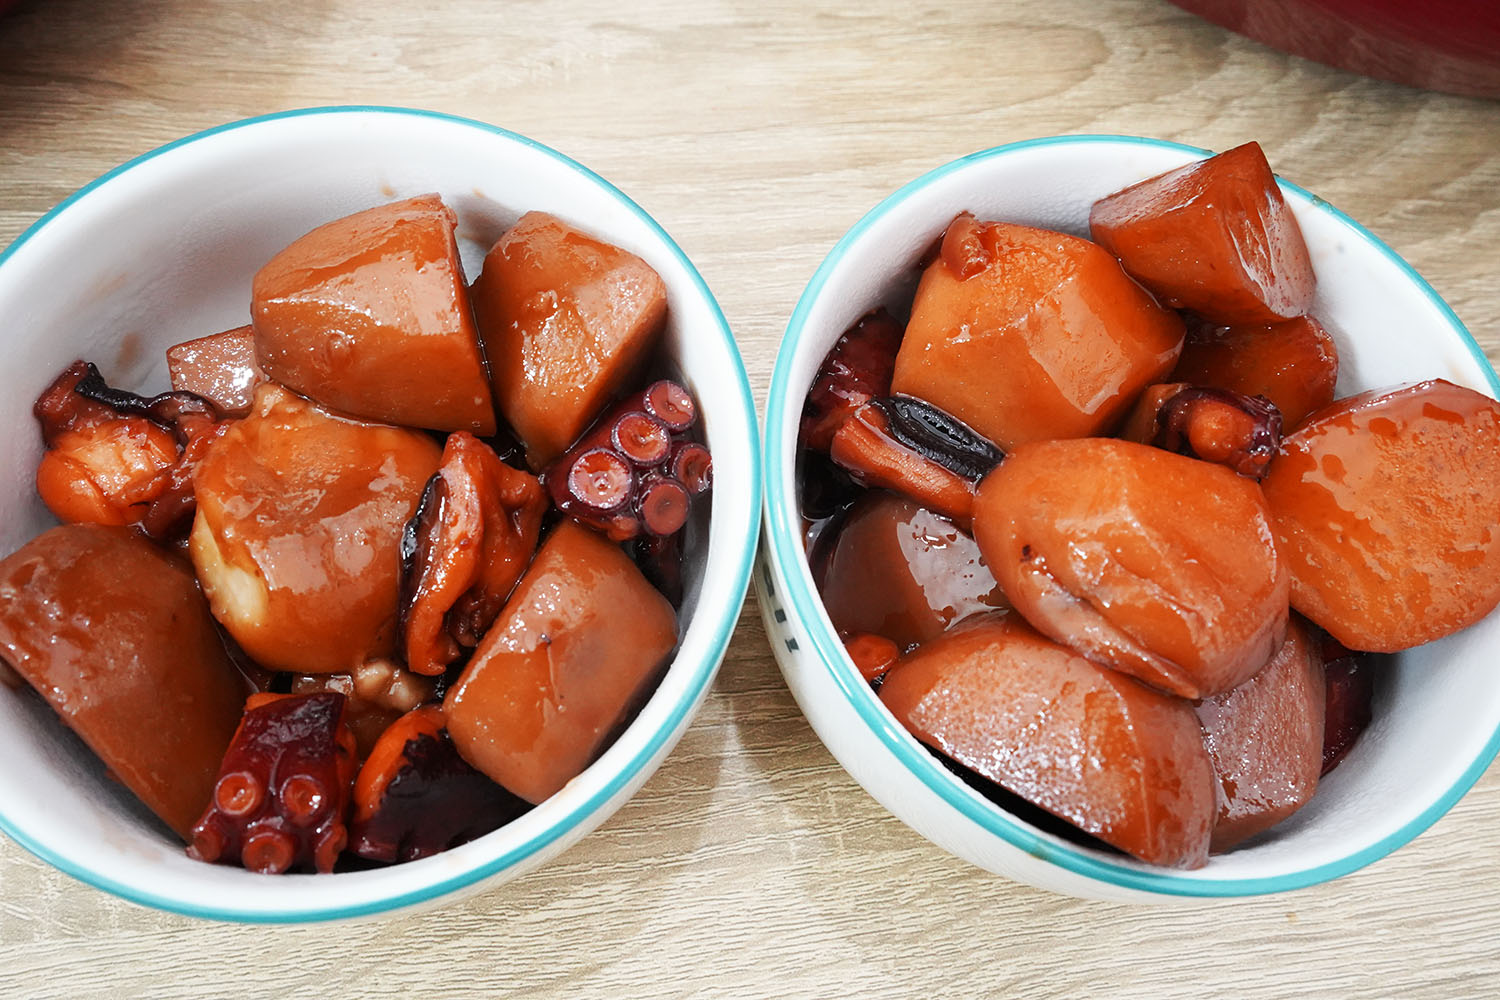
[762,134,1500,898]
[0,106,761,922]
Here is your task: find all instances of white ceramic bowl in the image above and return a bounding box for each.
[0,107,760,921]
[759,134,1500,901]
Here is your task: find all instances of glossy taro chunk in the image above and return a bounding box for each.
[251,193,497,435]
[167,325,268,418]
[973,438,1288,700]
[189,693,357,874]
[33,360,228,540]
[470,211,669,469]
[190,384,441,675]
[0,524,245,839]
[879,615,1216,869]
[349,705,529,864]
[1090,141,1317,326]
[542,380,710,542]
[400,432,547,677]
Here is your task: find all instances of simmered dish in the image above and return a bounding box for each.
[799,142,1500,867]
[0,196,712,873]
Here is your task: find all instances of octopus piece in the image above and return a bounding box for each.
[828,396,1003,526]
[444,520,679,804]
[972,437,1289,700]
[1090,141,1317,325]
[890,213,1184,451]
[0,524,245,838]
[1120,383,1284,481]
[1261,379,1500,652]
[1194,617,1326,852]
[188,692,357,874]
[879,614,1216,869]
[251,193,497,435]
[33,360,228,540]
[400,432,547,677]
[799,307,904,451]
[167,325,268,418]
[542,380,710,542]
[348,705,529,864]
[1320,635,1375,776]
[190,384,441,674]
[469,211,669,468]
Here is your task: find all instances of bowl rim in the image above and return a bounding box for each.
[762,132,1500,897]
[0,105,763,922]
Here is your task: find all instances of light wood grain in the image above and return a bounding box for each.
[2,0,1498,997]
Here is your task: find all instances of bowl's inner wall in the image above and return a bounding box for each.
[775,138,1500,885]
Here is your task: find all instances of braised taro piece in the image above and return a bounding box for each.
[799,307,904,451]
[973,438,1289,700]
[33,360,229,540]
[251,194,497,435]
[828,396,1002,526]
[1090,141,1317,325]
[349,705,529,864]
[817,492,1007,652]
[1262,379,1500,652]
[891,213,1184,451]
[167,325,268,418]
[1194,618,1326,852]
[1172,315,1338,429]
[879,615,1216,869]
[543,380,709,542]
[842,633,901,686]
[289,660,437,760]
[188,692,357,874]
[190,384,442,675]
[1320,636,1375,776]
[444,520,678,804]
[1132,384,1284,481]
[400,432,547,677]
[0,524,245,838]
[470,211,668,468]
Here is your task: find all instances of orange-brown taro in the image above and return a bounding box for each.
[972,437,1288,700]
[1090,142,1317,326]
[0,524,245,839]
[470,211,668,469]
[400,432,546,677]
[251,193,497,435]
[190,385,441,675]
[1261,379,1500,652]
[443,520,678,804]
[1194,617,1325,852]
[879,614,1216,869]
[890,214,1183,451]
[1172,315,1338,429]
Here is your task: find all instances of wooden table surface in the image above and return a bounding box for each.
[2,1,1498,996]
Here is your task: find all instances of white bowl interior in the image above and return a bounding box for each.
[0,108,759,921]
[763,135,1500,897]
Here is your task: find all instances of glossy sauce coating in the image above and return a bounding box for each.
[1194,617,1325,852]
[879,614,1216,869]
[469,211,668,468]
[444,520,678,804]
[190,384,442,674]
[251,194,497,435]
[0,524,244,838]
[166,325,268,418]
[1262,379,1500,651]
[890,215,1184,451]
[817,491,1007,651]
[1089,141,1317,325]
[1172,315,1338,429]
[973,438,1289,700]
